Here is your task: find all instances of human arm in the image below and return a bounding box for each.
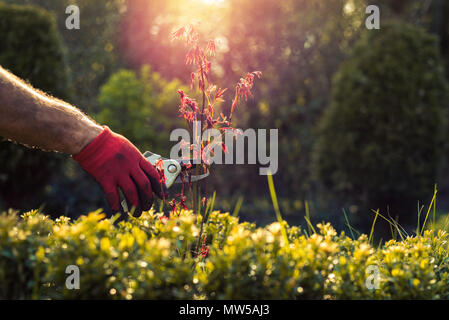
[0,65,165,216]
[0,65,102,154]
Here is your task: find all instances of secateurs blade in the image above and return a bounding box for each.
[142,151,209,188]
[121,151,209,212]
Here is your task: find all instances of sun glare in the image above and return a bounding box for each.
[199,0,224,5]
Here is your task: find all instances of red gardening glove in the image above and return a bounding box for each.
[73,126,166,218]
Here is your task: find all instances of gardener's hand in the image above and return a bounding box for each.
[73,126,166,217]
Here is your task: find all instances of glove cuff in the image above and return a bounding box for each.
[72,125,111,164]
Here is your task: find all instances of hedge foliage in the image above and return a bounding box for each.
[0,3,69,211]
[313,22,448,227]
[96,66,186,155]
[0,3,69,98]
[2,209,449,299]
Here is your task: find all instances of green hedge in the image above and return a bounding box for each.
[0,3,70,211]
[312,22,448,228]
[1,209,449,299]
[0,3,69,98]
[96,66,186,155]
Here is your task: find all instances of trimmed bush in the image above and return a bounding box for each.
[313,23,448,228]
[0,3,69,98]
[44,212,197,299]
[0,3,70,211]
[96,66,186,155]
[1,209,449,299]
[0,210,52,299]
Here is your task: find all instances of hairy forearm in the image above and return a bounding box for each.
[0,66,102,155]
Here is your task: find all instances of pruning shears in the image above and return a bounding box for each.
[120,151,209,212]
[142,151,209,188]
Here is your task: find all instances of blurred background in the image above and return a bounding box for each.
[1,0,449,236]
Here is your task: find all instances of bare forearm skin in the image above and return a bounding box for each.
[0,66,102,155]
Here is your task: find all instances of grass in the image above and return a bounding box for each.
[267,173,289,245]
[420,186,437,236]
[368,209,379,244]
[264,176,442,247]
[232,196,244,217]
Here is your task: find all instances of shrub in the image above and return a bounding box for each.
[0,3,69,98]
[2,0,122,112]
[44,212,196,299]
[96,66,185,155]
[0,210,198,299]
[313,22,448,228]
[0,3,70,211]
[0,210,53,299]
[2,209,449,299]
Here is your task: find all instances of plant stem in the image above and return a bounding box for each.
[195,209,205,257]
[192,174,199,215]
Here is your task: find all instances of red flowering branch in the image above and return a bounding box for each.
[171,23,261,257]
